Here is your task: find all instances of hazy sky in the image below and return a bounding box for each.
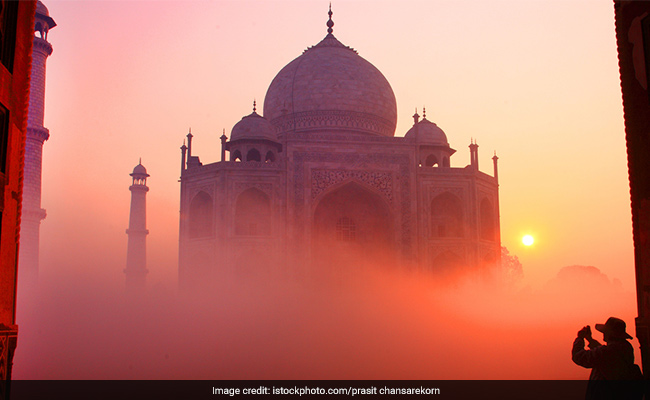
[13,0,638,381]
[37,0,630,290]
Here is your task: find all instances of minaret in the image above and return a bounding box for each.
[19,1,56,284]
[124,161,149,291]
[469,139,479,170]
[220,130,227,162]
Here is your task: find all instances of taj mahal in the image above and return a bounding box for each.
[176,8,501,288]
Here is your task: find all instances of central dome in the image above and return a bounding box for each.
[263,32,397,137]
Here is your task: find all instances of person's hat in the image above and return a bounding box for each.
[595,317,633,340]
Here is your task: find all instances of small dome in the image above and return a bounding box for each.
[230,111,278,142]
[36,1,50,17]
[35,1,56,28]
[131,162,149,177]
[405,118,448,145]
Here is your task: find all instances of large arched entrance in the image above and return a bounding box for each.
[312,181,394,268]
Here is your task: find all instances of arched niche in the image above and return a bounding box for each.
[246,148,261,162]
[35,22,43,38]
[424,154,438,167]
[480,198,495,241]
[232,149,242,162]
[234,188,271,236]
[189,191,214,238]
[430,192,463,238]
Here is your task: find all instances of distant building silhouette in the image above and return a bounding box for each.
[19,0,55,285]
[178,8,502,288]
[0,0,38,395]
[125,161,149,291]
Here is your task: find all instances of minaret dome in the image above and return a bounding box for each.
[35,1,56,40]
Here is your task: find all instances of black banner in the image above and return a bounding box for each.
[6,380,603,400]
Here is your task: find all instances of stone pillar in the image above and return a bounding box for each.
[180,142,187,173]
[469,140,479,170]
[220,132,227,162]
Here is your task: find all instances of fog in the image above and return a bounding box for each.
[12,248,637,380]
[11,0,635,382]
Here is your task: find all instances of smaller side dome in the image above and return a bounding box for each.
[405,118,448,145]
[230,111,278,142]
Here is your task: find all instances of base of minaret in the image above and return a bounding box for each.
[18,208,46,285]
[124,268,149,292]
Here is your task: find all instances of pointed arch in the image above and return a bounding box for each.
[189,191,214,238]
[424,154,438,167]
[430,192,463,238]
[480,198,495,241]
[432,251,464,271]
[232,149,242,162]
[265,150,276,163]
[235,188,271,236]
[246,148,261,162]
[313,181,394,265]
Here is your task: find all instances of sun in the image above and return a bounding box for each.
[522,234,535,246]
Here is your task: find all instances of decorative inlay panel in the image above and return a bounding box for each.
[311,169,393,203]
[272,110,395,137]
[189,184,214,201]
[233,182,273,198]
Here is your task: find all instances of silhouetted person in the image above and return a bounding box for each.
[572,317,643,400]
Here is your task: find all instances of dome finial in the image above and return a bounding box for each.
[327,3,334,35]
[139,157,142,165]
[253,99,257,113]
[423,106,427,119]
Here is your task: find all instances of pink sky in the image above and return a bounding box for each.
[38,0,631,289]
[14,0,638,379]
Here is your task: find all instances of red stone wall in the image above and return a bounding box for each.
[615,0,650,375]
[0,0,36,328]
[0,0,36,388]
